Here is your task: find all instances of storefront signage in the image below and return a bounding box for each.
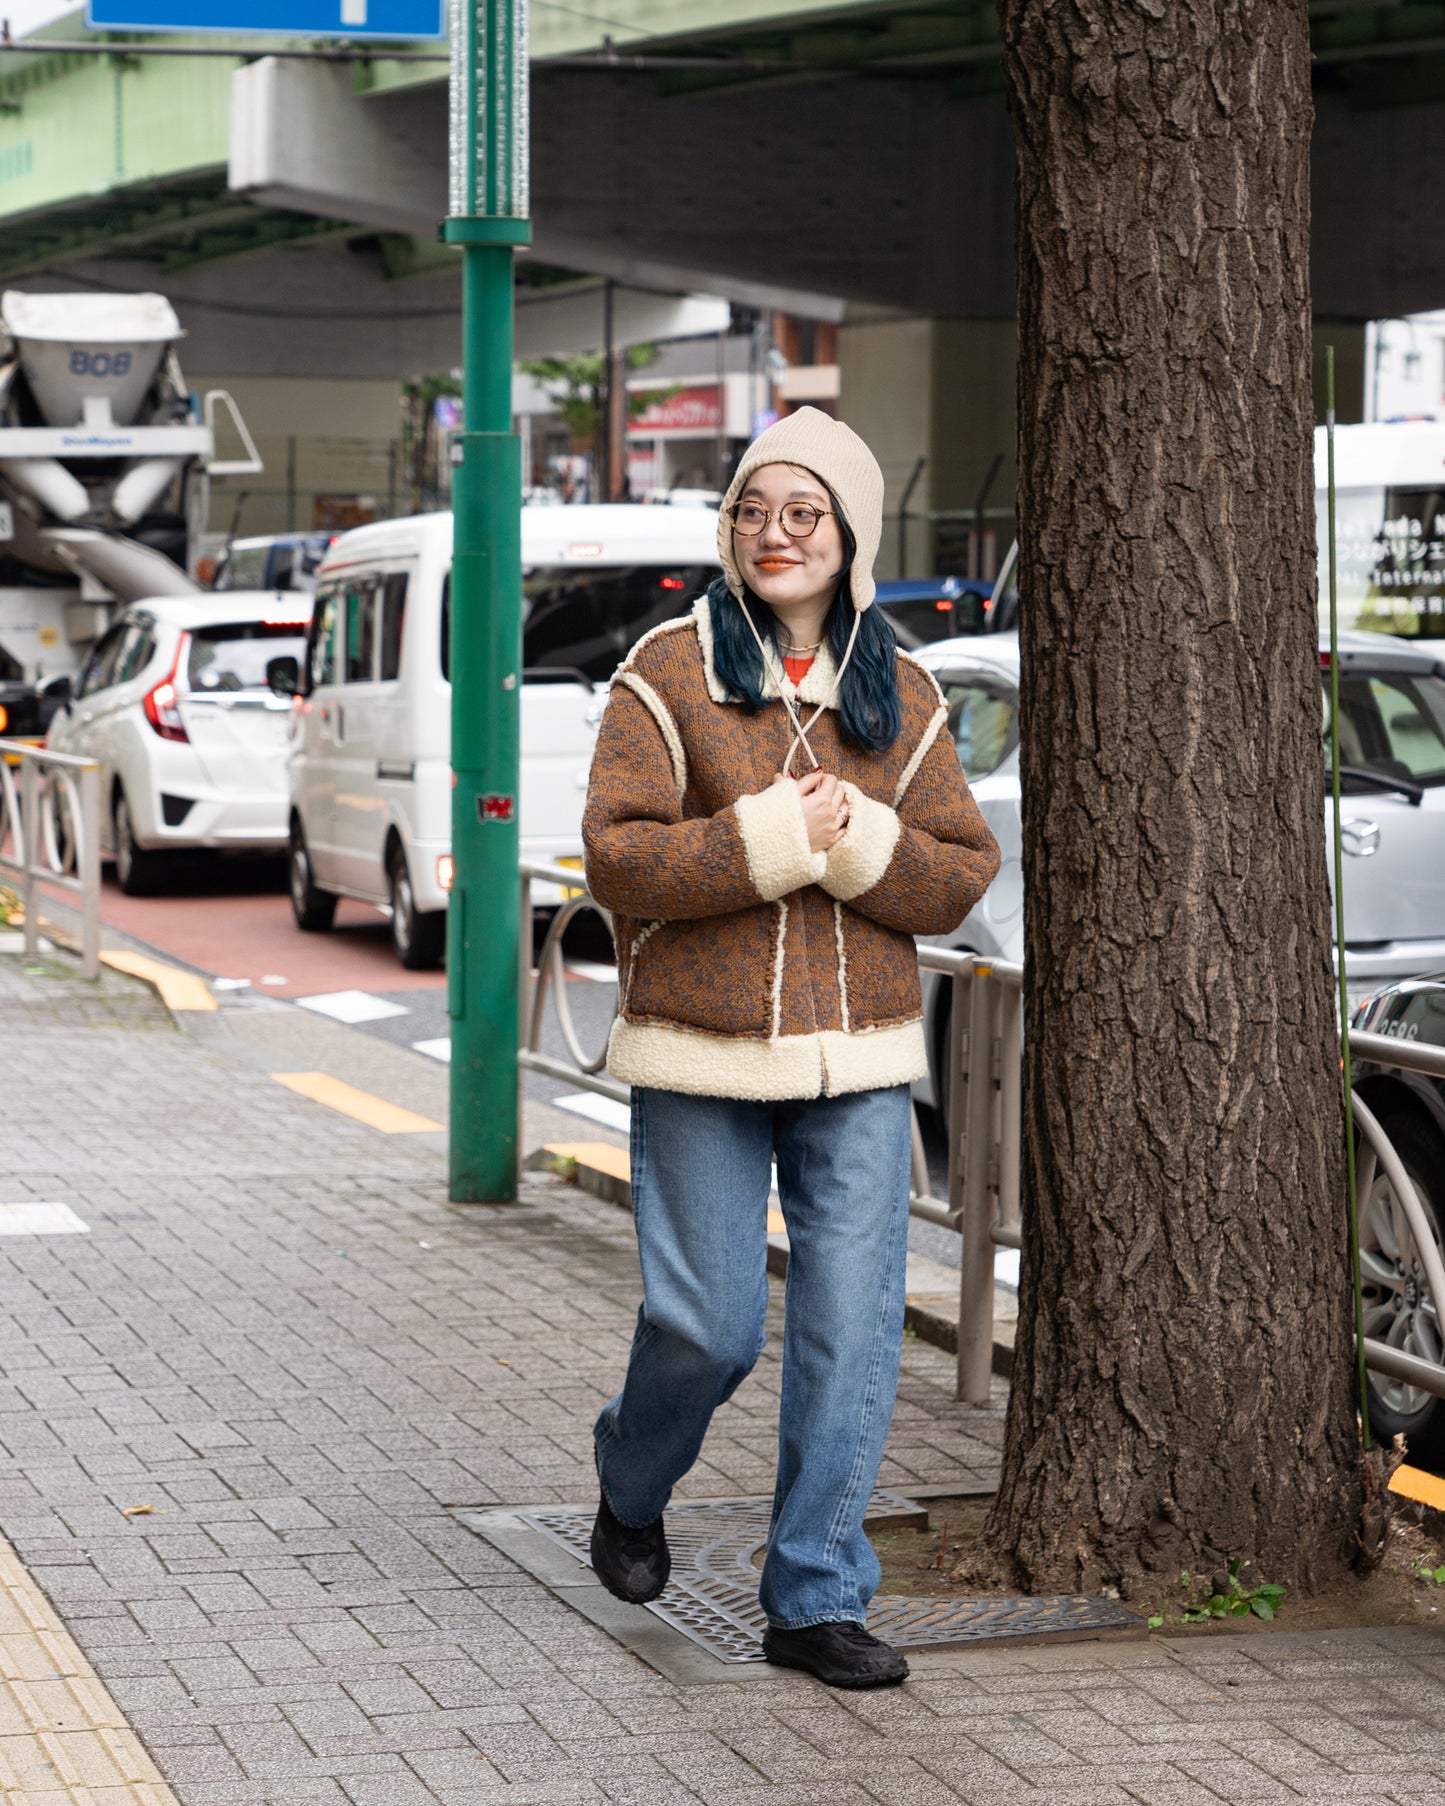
[630,385,721,436]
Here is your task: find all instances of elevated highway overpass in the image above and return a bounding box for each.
[0,1,1435,554]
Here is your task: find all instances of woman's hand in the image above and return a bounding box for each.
[787,769,851,853]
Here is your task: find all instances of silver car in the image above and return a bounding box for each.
[910,628,1445,1106]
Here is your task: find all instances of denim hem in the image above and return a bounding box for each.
[595,1470,660,1532]
[765,1611,867,1631]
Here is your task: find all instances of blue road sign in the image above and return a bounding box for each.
[86,0,442,38]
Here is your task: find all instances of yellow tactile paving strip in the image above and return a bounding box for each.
[272,1070,443,1134]
[99,951,216,1014]
[0,1530,180,1805]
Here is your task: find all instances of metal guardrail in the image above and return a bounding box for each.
[520,859,1445,1419]
[0,738,101,979]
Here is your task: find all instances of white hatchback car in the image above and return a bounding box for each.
[45,592,311,894]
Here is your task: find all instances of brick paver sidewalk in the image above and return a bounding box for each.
[5,954,1445,1805]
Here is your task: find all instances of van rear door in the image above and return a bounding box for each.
[329,574,389,900]
[292,588,342,881]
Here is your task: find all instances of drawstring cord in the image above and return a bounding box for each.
[736,593,862,778]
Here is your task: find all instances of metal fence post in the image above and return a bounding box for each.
[19,755,37,962]
[78,762,100,979]
[956,963,997,1404]
[518,869,533,1166]
[997,977,1022,1242]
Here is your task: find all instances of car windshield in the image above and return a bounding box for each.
[1322,666,1445,788]
[213,545,269,592]
[520,563,715,683]
[187,622,309,693]
[939,669,1019,780]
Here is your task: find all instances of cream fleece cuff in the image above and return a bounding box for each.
[735,781,829,902]
[821,782,900,901]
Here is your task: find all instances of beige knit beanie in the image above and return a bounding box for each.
[717,406,884,612]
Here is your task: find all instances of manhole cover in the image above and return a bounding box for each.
[515,1490,1145,1663]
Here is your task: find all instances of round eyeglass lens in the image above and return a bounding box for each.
[780,505,822,536]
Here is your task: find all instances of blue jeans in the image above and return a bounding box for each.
[594,1083,912,1628]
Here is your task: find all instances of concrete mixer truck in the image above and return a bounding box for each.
[0,290,260,741]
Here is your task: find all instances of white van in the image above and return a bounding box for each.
[284,505,721,968]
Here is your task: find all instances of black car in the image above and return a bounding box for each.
[875,576,992,647]
[0,670,71,743]
[1351,975,1445,1454]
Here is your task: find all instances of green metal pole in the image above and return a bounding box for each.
[1325,345,1370,1445]
[444,0,530,1202]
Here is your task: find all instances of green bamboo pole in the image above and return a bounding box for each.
[1326,345,1370,1446]
[444,0,531,1202]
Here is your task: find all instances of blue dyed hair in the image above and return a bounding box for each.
[707,504,901,754]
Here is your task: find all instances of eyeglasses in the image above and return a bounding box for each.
[729,501,833,539]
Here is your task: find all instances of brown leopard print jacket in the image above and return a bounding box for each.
[582,598,1001,1100]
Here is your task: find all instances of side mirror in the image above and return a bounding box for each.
[39,672,72,716]
[266,655,300,698]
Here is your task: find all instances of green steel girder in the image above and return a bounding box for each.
[151,209,352,273]
[0,170,348,278]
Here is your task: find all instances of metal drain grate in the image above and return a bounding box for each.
[518,1491,1145,1663]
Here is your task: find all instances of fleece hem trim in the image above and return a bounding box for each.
[735,781,828,902]
[605,1017,927,1101]
[821,784,900,902]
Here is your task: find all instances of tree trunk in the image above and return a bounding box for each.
[986,0,1361,1597]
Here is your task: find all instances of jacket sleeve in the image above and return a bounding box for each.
[582,682,826,920]
[818,716,1001,935]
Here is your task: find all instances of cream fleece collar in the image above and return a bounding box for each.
[692,597,841,709]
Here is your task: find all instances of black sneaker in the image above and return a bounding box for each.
[762,1620,909,1689]
[590,1494,670,1604]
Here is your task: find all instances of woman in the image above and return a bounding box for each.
[582,407,1000,1689]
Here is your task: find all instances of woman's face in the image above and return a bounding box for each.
[731,461,846,619]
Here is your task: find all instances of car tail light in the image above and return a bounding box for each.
[143,634,190,742]
[660,576,686,590]
[437,854,454,891]
[935,599,951,612]
[1320,652,1332,668]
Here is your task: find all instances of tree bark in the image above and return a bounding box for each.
[986,0,1361,1596]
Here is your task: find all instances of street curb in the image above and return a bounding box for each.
[533,1141,1016,1380]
